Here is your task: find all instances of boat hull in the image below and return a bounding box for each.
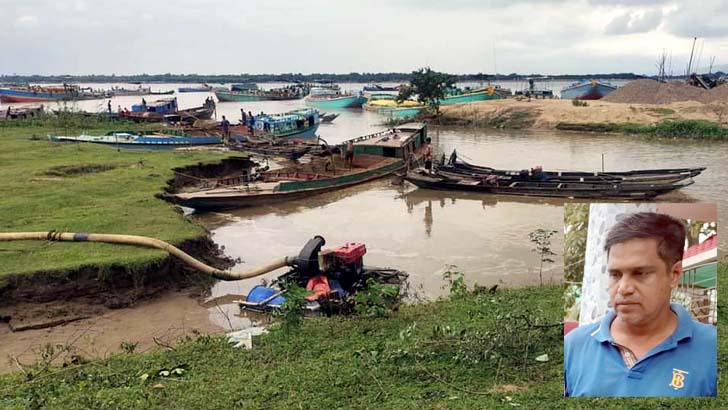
[0,88,68,102]
[49,133,222,149]
[560,82,617,100]
[305,95,367,109]
[215,90,301,102]
[172,157,405,210]
[404,172,690,200]
[438,91,501,106]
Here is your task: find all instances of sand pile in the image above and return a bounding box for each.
[701,84,728,103]
[603,79,707,104]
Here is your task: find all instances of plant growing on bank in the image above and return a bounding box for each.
[529,229,557,286]
[273,282,309,333]
[397,67,455,115]
[354,278,401,317]
[571,99,588,107]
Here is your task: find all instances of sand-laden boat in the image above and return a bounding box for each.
[305,86,367,109]
[167,123,428,210]
[441,150,705,185]
[119,97,215,122]
[404,168,694,200]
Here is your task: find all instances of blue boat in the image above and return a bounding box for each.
[239,108,321,143]
[48,132,222,149]
[305,87,367,109]
[560,80,617,100]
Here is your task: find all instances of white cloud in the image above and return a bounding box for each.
[14,15,39,28]
[605,9,663,35]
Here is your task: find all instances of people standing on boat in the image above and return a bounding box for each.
[117,105,122,114]
[141,98,147,110]
[241,109,246,125]
[345,140,354,169]
[221,115,231,144]
[424,137,433,174]
[248,111,255,134]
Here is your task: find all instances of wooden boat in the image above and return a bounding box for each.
[119,97,215,122]
[1,105,43,120]
[560,80,617,100]
[437,86,502,105]
[178,85,212,93]
[0,84,104,102]
[48,132,221,148]
[320,112,339,123]
[363,93,424,118]
[215,84,307,102]
[441,150,705,185]
[305,87,367,109]
[404,169,694,200]
[187,108,320,143]
[167,123,428,210]
[229,142,313,160]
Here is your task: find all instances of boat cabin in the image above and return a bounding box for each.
[131,97,178,114]
[349,122,427,159]
[254,109,319,134]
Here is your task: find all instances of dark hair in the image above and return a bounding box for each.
[604,212,686,269]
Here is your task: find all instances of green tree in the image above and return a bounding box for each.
[564,203,589,283]
[397,67,455,115]
[529,228,557,286]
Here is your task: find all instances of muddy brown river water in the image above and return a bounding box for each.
[2,85,726,371]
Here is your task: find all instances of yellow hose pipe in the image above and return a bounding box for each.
[0,231,296,281]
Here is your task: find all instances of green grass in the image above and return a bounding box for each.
[1,266,727,409]
[555,119,728,139]
[0,120,238,278]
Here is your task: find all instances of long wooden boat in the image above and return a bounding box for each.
[437,87,502,106]
[167,123,428,210]
[178,85,212,93]
[120,97,215,122]
[305,87,367,109]
[48,132,221,148]
[442,150,705,185]
[404,169,693,200]
[0,84,105,102]
[215,84,307,102]
[186,108,321,143]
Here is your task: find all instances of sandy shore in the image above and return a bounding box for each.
[439,99,728,130]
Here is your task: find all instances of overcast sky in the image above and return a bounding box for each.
[2,0,727,75]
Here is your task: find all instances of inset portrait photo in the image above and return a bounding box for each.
[563,203,717,397]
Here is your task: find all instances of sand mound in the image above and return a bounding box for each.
[603,79,707,104]
[701,84,728,103]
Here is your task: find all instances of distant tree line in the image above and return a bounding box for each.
[0,71,685,84]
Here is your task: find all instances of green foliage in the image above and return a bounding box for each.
[529,229,557,286]
[556,119,728,139]
[397,67,455,114]
[3,269,728,408]
[563,203,589,283]
[273,282,309,333]
[442,268,468,297]
[353,278,400,317]
[120,341,138,354]
[571,99,589,107]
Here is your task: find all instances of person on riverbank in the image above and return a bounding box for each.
[564,212,716,397]
[107,100,112,113]
[241,108,246,125]
[424,137,433,174]
[345,140,354,169]
[221,115,230,144]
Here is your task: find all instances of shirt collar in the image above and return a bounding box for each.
[590,303,694,343]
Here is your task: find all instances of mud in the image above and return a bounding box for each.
[43,163,118,177]
[163,156,258,194]
[0,291,227,374]
[0,236,233,328]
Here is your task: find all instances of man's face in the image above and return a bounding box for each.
[607,237,681,327]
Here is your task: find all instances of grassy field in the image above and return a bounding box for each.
[0,265,725,409]
[555,119,728,139]
[0,117,237,279]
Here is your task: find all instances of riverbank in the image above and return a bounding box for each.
[0,122,242,304]
[1,265,726,409]
[438,99,728,138]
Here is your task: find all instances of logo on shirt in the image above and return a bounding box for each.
[669,368,689,390]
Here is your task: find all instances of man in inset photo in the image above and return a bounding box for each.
[564,212,717,397]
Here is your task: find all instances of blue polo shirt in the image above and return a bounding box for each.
[564,303,716,397]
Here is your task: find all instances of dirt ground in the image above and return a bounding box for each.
[0,292,227,374]
[439,98,728,129]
